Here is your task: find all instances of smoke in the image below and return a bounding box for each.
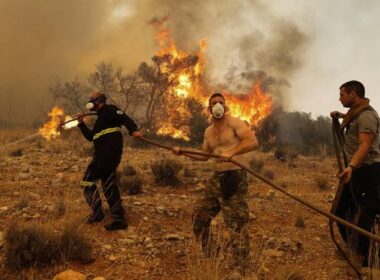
[0,0,156,126]
[139,0,308,103]
[0,0,307,127]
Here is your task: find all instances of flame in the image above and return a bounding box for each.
[223,82,273,127]
[39,107,80,140]
[157,124,190,141]
[39,107,64,140]
[150,19,273,140]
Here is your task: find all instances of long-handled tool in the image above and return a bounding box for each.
[1,113,98,150]
[329,117,362,277]
[59,113,97,128]
[139,137,380,244]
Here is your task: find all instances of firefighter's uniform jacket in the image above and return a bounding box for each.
[78,104,138,220]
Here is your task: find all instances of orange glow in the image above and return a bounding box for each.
[223,82,273,127]
[39,107,64,140]
[39,107,80,140]
[151,19,273,140]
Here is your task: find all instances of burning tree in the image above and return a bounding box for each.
[138,54,199,137]
[46,17,274,143]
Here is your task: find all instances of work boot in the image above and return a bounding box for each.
[104,219,128,231]
[86,210,105,224]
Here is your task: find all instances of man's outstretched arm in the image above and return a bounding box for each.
[172,136,211,161]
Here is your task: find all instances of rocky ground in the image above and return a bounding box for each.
[0,129,361,279]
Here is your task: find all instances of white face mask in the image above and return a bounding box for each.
[85,102,95,110]
[211,103,225,119]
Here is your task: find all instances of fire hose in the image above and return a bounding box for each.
[0,113,98,150]
[59,113,98,127]
[139,136,379,277]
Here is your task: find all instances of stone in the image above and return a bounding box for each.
[193,183,206,192]
[143,216,149,221]
[156,206,165,214]
[119,238,136,246]
[163,234,183,241]
[107,254,118,261]
[53,269,86,280]
[266,190,275,200]
[70,165,80,172]
[249,212,257,220]
[18,172,30,180]
[52,173,64,183]
[102,244,112,250]
[144,243,154,250]
[31,213,40,219]
[29,192,41,200]
[143,237,152,245]
[0,206,8,211]
[262,249,284,258]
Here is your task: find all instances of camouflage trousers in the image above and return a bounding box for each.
[193,169,250,269]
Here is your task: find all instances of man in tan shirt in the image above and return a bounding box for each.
[173,92,258,278]
[331,80,380,266]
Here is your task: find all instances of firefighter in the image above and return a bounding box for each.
[77,91,142,231]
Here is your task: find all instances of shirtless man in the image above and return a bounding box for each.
[173,92,258,277]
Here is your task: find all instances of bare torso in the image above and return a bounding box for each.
[205,115,247,172]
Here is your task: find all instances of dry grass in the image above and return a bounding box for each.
[123,163,137,176]
[151,158,183,186]
[0,129,356,279]
[294,216,305,228]
[263,169,275,180]
[274,266,304,280]
[4,222,62,270]
[9,148,24,157]
[274,148,287,161]
[187,227,228,280]
[60,222,93,263]
[314,174,329,190]
[120,174,144,195]
[184,167,196,177]
[249,158,264,173]
[3,221,92,271]
[53,200,66,218]
[367,220,380,279]
[14,197,29,211]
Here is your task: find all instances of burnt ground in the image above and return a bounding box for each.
[0,130,361,280]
